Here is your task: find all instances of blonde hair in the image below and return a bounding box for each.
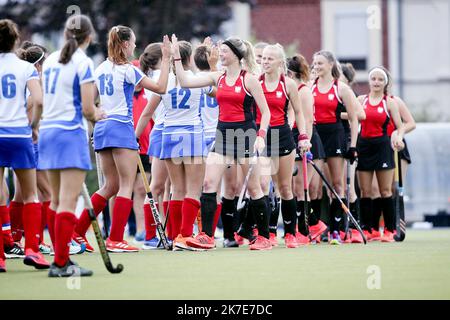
[263,43,287,74]
[225,37,258,74]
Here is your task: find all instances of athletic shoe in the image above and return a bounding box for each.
[381,230,395,243]
[236,226,256,244]
[186,232,215,250]
[0,258,6,272]
[106,239,140,253]
[72,232,94,252]
[321,231,329,243]
[329,231,342,245]
[249,235,272,250]
[39,242,52,255]
[134,231,146,243]
[370,229,382,242]
[284,233,299,248]
[142,237,161,250]
[269,233,278,247]
[173,234,197,251]
[23,249,50,269]
[4,243,25,259]
[50,240,85,256]
[48,259,93,278]
[234,232,246,246]
[309,220,328,240]
[340,231,352,243]
[350,229,364,243]
[223,238,239,248]
[295,232,310,245]
[253,228,259,237]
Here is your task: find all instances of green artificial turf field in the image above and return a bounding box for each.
[1,229,450,300]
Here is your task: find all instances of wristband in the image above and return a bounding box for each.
[298,133,308,141]
[257,129,267,138]
[173,58,182,62]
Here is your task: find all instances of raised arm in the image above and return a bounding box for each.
[135,94,162,139]
[139,35,171,94]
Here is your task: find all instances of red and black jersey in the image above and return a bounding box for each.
[255,74,289,126]
[311,79,345,124]
[360,95,391,138]
[216,70,254,123]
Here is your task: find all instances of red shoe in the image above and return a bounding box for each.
[340,231,352,243]
[234,232,246,246]
[269,233,278,247]
[23,249,50,269]
[309,220,327,240]
[295,232,310,245]
[186,232,215,250]
[369,229,382,242]
[381,230,395,242]
[0,258,6,272]
[173,234,202,251]
[106,239,139,252]
[253,228,259,237]
[249,235,272,250]
[284,233,299,248]
[73,232,95,252]
[350,229,364,243]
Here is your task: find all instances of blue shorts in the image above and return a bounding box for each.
[0,137,36,169]
[205,135,216,153]
[33,143,41,170]
[38,127,92,170]
[160,125,207,160]
[147,128,163,158]
[93,119,139,151]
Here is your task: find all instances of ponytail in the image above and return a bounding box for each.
[108,25,133,65]
[242,40,258,74]
[59,14,94,64]
[287,54,310,82]
[139,42,162,75]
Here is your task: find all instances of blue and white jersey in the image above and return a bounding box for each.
[161,71,207,128]
[94,60,144,122]
[198,72,218,136]
[0,53,39,138]
[40,48,95,130]
[144,69,165,130]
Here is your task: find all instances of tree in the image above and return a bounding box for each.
[0,0,253,56]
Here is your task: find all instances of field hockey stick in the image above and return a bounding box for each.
[94,151,109,239]
[302,152,312,241]
[236,153,259,212]
[157,192,172,248]
[394,150,406,242]
[81,183,124,274]
[136,154,171,250]
[308,159,367,244]
[343,158,351,240]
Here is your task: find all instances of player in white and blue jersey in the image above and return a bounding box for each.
[0,19,48,272]
[38,15,105,277]
[73,26,171,253]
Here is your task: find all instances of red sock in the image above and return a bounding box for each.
[22,202,42,252]
[163,201,171,239]
[168,200,183,240]
[54,212,77,267]
[9,201,23,242]
[0,205,14,248]
[212,202,222,235]
[180,198,200,237]
[47,206,56,246]
[143,203,157,240]
[75,193,107,236]
[40,201,50,244]
[109,196,133,242]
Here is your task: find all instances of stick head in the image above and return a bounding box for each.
[107,263,124,274]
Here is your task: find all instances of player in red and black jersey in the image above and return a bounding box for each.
[172,35,274,250]
[287,54,328,244]
[255,44,310,249]
[311,50,363,244]
[356,66,405,242]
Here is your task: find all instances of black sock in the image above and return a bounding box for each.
[233,196,240,232]
[269,197,280,234]
[310,199,321,226]
[359,198,373,231]
[381,197,395,232]
[296,200,308,236]
[200,192,217,237]
[330,198,343,232]
[221,197,235,240]
[251,196,270,239]
[281,198,297,236]
[372,197,382,231]
[339,198,347,231]
[350,199,360,223]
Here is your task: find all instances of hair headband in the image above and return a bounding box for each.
[223,40,243,61]
[369,67,388,84]
[33,51,45,65]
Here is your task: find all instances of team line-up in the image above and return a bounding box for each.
[0,13,415,277]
